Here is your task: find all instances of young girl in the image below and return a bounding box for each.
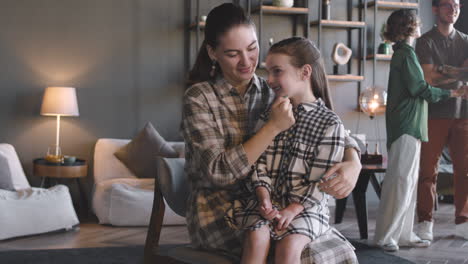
[374,9,464,252]
[227,37,353,263]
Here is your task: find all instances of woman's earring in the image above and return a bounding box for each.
[210,60,217,77]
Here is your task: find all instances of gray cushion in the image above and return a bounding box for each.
[156,157,188,217]
[114,122,178,179]
[0,153,14,190]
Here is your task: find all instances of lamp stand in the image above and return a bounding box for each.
[55,115,61,155]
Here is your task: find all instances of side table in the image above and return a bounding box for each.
[334,163,386,239]
[33,158,88,217]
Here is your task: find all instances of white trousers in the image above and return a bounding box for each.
[374,134,422,246]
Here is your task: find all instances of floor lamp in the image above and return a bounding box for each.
[40,87,79,163]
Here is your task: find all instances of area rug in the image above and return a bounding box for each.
[0,242,414,264]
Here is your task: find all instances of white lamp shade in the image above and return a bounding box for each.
[40,87,79,116]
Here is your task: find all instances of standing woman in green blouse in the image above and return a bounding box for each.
[374,9,464,252]
[181,3,362,261]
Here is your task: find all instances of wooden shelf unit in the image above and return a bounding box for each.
[256,5,309,15]
[310,20,365,29]
[189,21,205,30]
[327,75,365,82]
[366,54,392,61]
[365,1,419,10]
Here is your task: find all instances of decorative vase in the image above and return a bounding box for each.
[273,0,294,8]
[378,43,391,55]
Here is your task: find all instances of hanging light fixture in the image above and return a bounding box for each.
[359,86,387,119]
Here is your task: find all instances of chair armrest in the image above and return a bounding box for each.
[155,157,188,217]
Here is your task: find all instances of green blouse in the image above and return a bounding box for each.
[386,42,450,149]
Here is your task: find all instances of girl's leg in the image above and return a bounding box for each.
[275,234,311,264]
[241,225,271,264]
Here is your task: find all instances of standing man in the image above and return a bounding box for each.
[415,0,468,241]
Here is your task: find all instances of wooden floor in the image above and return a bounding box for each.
[1,203,467,263]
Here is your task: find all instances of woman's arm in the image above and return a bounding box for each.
[182,87,294,187]
[244,96,295,164]
[318,142,361,199]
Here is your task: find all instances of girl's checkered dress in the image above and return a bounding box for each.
[227,99,346,241]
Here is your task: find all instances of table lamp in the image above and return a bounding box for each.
[40,87,79,163]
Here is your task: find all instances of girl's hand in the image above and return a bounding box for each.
[259,198,278,220]
[275,203,303,231]
[318,160,361,199]
[267,96,295,133]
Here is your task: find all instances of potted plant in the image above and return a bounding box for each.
[378,23,392,55]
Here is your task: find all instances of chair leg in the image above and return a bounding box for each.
[335,197,348,224]
[144,185,166,264]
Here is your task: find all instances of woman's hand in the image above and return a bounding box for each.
[259,198,278,220]
[267,96,295,134]
[275,203,303,231]
[318,159,361,199]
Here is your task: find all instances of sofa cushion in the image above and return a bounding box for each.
[0,144,30,191]
[92,178,185,226]
[0,185,79,240]
[114,122,178,179]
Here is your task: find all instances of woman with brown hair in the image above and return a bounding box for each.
[373,9,464,252]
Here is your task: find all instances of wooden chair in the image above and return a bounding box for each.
[143,157,233,264]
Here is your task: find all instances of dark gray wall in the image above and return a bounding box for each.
[0,0,185,191]
[0,1,435,205]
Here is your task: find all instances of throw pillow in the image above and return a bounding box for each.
[114,122,178,179]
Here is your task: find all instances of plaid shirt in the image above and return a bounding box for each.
[227,99,346,242]
[181,76,357,262]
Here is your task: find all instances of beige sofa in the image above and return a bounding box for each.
[92,138,185,226]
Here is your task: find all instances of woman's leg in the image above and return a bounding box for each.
[241,225,271,264]
[374,134,421,247]
[275,234,311,264]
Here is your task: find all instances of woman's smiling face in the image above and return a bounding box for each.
[207,25,259,86]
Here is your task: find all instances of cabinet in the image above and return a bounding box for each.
[310,0,367,83]
[362,0,420,86]
[248,0,311,68]
[187,1,367,85]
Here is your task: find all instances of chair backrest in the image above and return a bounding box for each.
[0,144,31,190]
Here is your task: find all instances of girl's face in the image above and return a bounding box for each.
[265,53,308,102]
[207,25,259,86]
